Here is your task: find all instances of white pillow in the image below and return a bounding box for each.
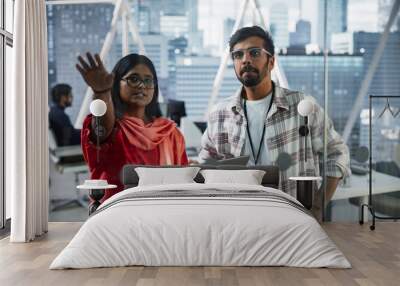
[135,167,201,186]
[200,169,266,185]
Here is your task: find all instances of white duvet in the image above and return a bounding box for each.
[50,183,351,269]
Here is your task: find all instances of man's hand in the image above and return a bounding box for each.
[323,176,341,203]
[311,176,341,222]
[311,204,322,223]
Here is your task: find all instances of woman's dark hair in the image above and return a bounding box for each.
[51,83,72,104]
[111,53,162,120]
[229,26,275,56]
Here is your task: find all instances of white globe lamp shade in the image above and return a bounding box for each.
[90,99,107,117]
[297,99,314,116]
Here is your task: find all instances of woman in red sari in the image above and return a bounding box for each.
[76,53,188,202]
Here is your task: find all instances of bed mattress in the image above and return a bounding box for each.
[50,183,351,269]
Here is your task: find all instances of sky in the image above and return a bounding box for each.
[198,0,379,51]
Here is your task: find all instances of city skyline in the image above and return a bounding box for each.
[198,0,382,51]
[45,0,399,124]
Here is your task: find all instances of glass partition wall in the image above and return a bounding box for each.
[46,0,398,222]
[325,0,400,221]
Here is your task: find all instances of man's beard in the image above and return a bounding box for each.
[238,65,261,87]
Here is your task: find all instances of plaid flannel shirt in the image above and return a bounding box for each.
[199,82,351,198]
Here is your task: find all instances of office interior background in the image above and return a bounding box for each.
[1,0,400,227]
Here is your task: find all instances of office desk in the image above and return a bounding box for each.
[332,171,400,221]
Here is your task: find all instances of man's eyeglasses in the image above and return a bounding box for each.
[230,47,272,61]
[121,75,155,89]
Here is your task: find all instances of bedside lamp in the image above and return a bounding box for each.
[297,98,314,162]
[90,99,107,163]
[288,99,321,210]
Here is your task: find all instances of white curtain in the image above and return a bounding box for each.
[9,0,49,242]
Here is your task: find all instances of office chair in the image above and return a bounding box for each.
[49,129,89,211]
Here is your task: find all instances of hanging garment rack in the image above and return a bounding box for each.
[378,97,396,118]
[360,95,400,230]
[393,107,400,118]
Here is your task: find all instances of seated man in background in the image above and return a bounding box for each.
[199,26,350,217]
[49,83,81,146]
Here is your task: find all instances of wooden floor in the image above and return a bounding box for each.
[0,222,399,286]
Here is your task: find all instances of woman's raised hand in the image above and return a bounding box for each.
[76,52,114,93]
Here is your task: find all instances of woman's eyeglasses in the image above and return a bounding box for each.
[230,47,272,61]
[121,75,155,89]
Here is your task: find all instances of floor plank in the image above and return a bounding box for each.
[0,222,399,286]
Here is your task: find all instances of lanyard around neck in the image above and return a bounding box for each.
[243,84,275,165]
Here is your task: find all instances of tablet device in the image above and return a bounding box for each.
[203,155,250,166]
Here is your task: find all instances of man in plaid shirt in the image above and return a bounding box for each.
[199,26,350,215]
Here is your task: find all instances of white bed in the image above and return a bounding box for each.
[50,183,351,269]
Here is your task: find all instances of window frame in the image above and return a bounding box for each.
[0,0,13,230]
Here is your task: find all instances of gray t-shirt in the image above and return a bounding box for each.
[242,93,272,166]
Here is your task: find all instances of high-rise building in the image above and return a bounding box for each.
[354,31,400,157]
[332,31,400,97]
[168,37,188,60]
[223,18,235,49]
[161,0,186,15]
[378,0,399,32]
[330,32,353,54]
[289,19,311,47]
[167,37,188,98]
[133,0,162,34]
[317,0,347,50]
[398,16,400,31]
[137,3,150,34]
[187,30,204,55]
[186,0,198,33]
[160,14,189,38]
[47,4,114,121]
[185,0,203,54]
[174,56,240,120]
[128,34,168,78]
[269,3,289,49]
[279,53,364,152]
[159,0,201,53]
